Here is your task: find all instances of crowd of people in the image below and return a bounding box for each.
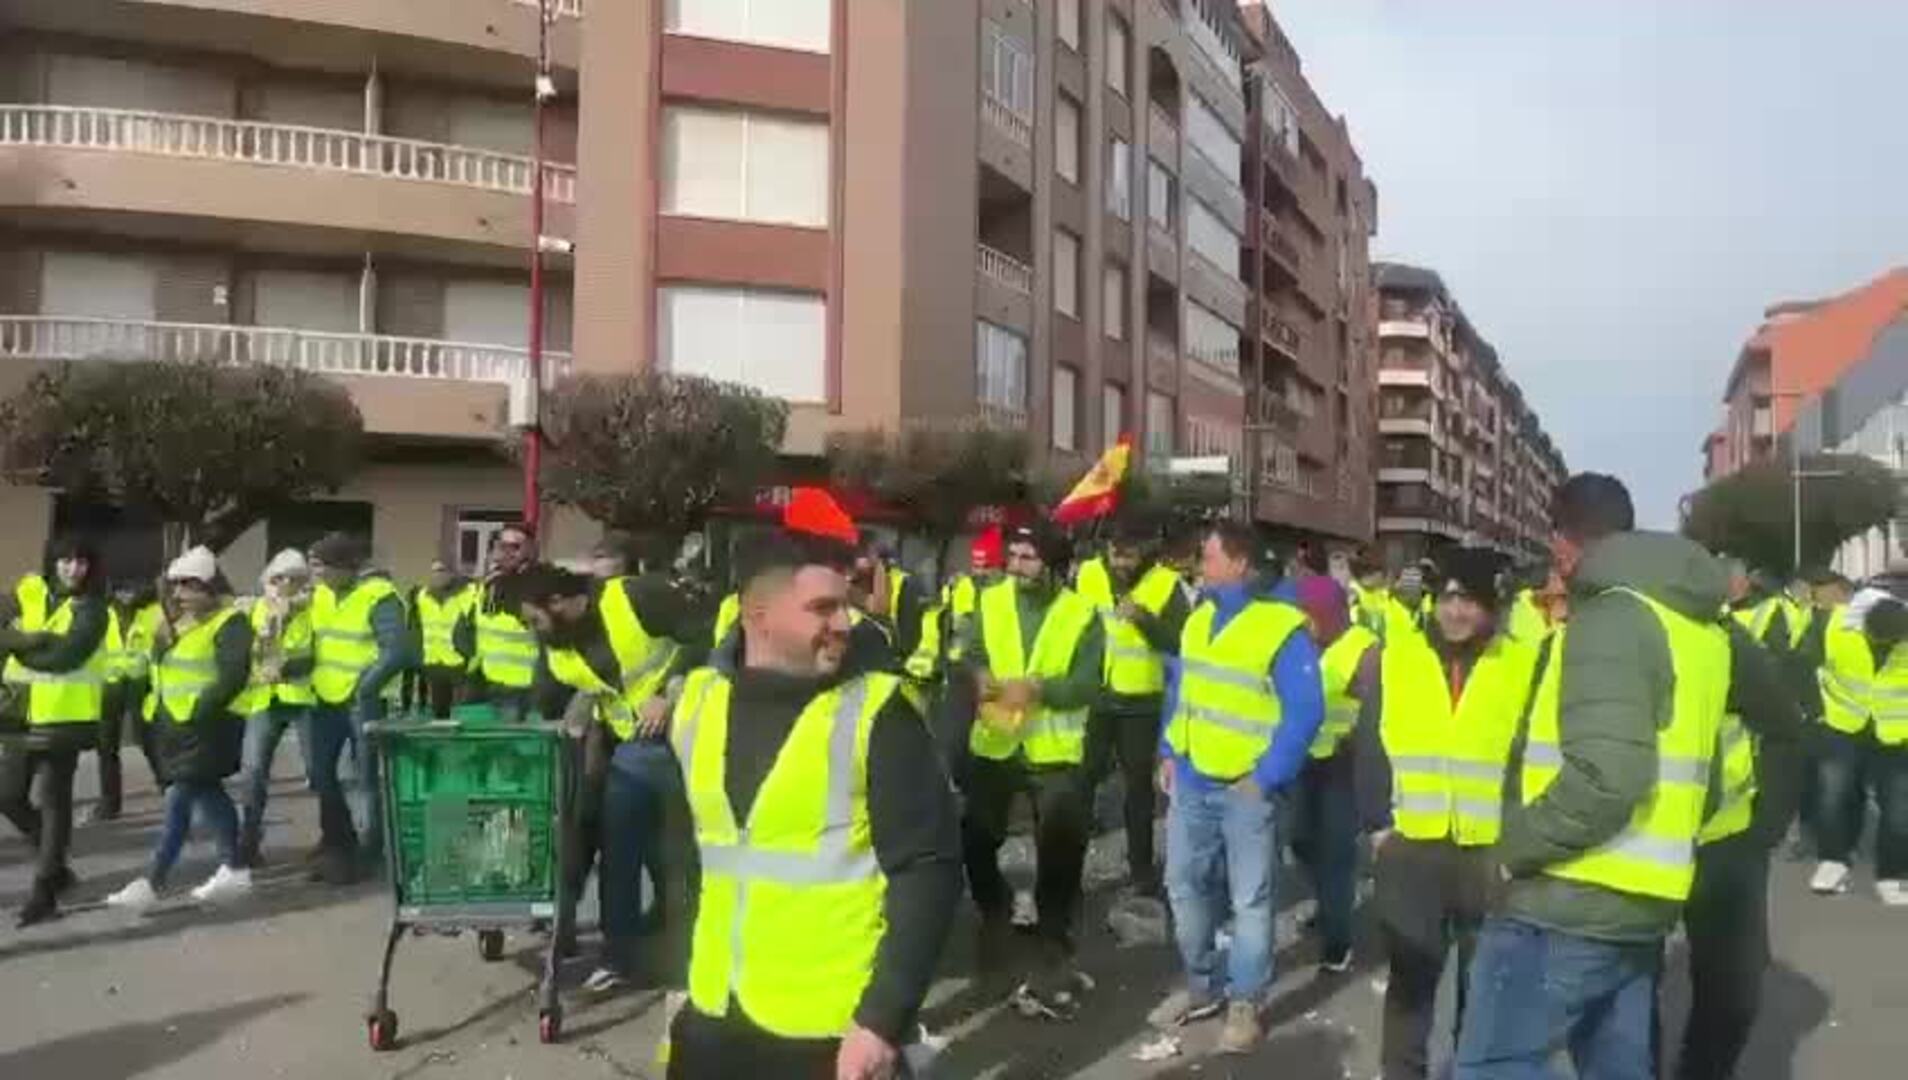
[3,468,1904,1079]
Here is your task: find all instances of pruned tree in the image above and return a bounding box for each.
[1683,453,1900,573]
[0,360,366,555]
[537,371,788,547]
[826,420,1030,573]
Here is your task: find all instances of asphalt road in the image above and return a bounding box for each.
[2,750,1903,1079]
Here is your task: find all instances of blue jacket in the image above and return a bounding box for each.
[1159,580,1324,795]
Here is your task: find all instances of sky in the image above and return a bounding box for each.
[1269,0,1908,526]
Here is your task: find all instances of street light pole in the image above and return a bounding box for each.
[522,0,552,532]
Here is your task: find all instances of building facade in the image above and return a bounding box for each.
[1792,312,1908,580]
[1373,263,1565,568]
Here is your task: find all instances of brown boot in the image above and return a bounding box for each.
[1216,1000,1262,1054]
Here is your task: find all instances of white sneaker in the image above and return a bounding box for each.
[190,865,253,904]
[1809,860,1852,895]
[105,877,159,913]
[1877,879,1908,907]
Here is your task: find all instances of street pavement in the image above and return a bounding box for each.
[3,750,1904,1080]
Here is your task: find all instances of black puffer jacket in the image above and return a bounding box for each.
[150,610,254,785]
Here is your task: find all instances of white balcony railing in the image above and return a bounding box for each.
[0,105,577,204]
[513,0,584,18]
[0,316,571,385]
[977,245,1034,296]
[981,96,1032,150]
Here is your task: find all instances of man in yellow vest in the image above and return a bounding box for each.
[411,558,475,719]
[305,532,411,885]
[665,527,959,1078]
[1808,588,1908,904]
[237,548,316,868]
[516,562,710,992]
[1348,549,1537,1078]
[91,575,163,823]
[1148,520,1323,1054]
[1349,554,1392,637]
[105,547,257,911]
[454,520,550,717]
[1455,474,1731,1078]
[1,536,120,925]
[934,525,1004,774]
[961,523,1105,1021]
[1075,519,1189,898]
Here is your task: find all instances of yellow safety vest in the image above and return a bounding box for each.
[2,573,51,685]
[1521,589,1729,900]
[713,593,740,650]
[310,577,399,706]
[1697,712,1757,845]
[943,575,984,663]
[1380,633,1536,844]
[902,602,945,682]
[1075,557,1181,696]
[1350,583,1388,636]
[545,578,681,741]
[247,600,315,708]
[1506,589,1551,645]
[417,584,477,669]
[145,606,244,723]
[5,583,122,727]
[1165,598,1307,780]
[969,581,1095,765]
[1382,593,1430,641]
[1819,606,1908,746]
[1730,598,1786,649]
[474,583,539,689]
[673,668,896,1039]
[117,602,164,683]
[1313,625,1378,759]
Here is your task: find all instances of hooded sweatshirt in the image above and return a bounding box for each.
[1497,530,1728,942]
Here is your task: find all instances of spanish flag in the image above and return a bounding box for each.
[1052,435,1132,525]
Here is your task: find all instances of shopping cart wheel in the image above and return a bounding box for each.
[368,1010,399,1052]
[478,930,506,961]
[538,1008,562,1045]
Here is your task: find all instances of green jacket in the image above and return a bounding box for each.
[1497,530,1727,942]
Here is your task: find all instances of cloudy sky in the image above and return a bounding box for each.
[1270,0,1908,526]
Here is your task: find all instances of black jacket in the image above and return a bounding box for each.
[150,612,254,784]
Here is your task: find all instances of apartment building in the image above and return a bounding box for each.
[0,0,585,582]
[1237,5,1377,544]
[1792,311,1908,580]
[1373,262,1565,568]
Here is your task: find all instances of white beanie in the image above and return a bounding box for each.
[262,548,309,586]
[166,546,219,584]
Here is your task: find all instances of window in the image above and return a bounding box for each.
[40,252,158,319]
[1103,262,1127,341]
[1106,14,1129,97]
[454,511,519,578]
[664,0,832,53]
[976,320,1029,414]
[1265,80,1300,157]
[658,285,826,402]
[661,105,829,227]
[1053,229,1080,318]
[1186,197,1241,277]
[1147,160,1174,229]
[1184,92,1242,185]
[1103,383,1126,448]
[982,21,1034,120]
[1108,137,1131,220]
[1057,0,1081,51]
[1185,300,1239,374]
[1055,92,1082,183]
[1053,366,1079,452]
[1146,392,1175,459]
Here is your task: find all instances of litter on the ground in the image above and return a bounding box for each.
[1133,1033,1183,1062]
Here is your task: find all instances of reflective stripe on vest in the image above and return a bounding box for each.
[673,669,893,1039]
[146,607,242,723]
[1075,558,1180,696]
[1313,625,1377,759]
[248,600,315,709]
[969,581,1095,765]
[1819,607,1908,746]
[1166,598,1306,780]
[1697,716,1758,844]
[546,579,680,740]
[417,584,476,668]
[713,593,740,650]
[1379,632,1535,844]
[1521,589,1729,900]
[310,577,398,705]
[903,603,945,682]
[12,594,120,726]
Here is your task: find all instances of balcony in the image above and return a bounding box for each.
[1148,102,1179,167]
[1379,367,1433,388]
[977,401,1028,429]
[981,96,1032,151]
[1252,390,1300,431]
[977,245,1033,295]
[1378,318,1433,341]
[1146,333,1180,391]
[1261,306,1302,360]
[1260,211,1301,275]
[0,316,568,438]
[976,244,1034,333]
[513,0,583,14]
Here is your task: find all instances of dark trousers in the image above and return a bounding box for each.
[0,738,84,884]
[600,738,696,980]
[419,665,462,719]
[1292,752,1360,959]
[1084,703,1160,887]
[961,756,1090,953]
[95,681,150,816]
[1375,837,1491,1080]
[1675,833,1770,1080]
[667,1006,843,1079]
[1816,727,1908,877]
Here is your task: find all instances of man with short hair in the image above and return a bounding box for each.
[1455,474,1731,1079]
[1149,519,1323,1054]
[456,521,551,716]
[665,529,959,1078]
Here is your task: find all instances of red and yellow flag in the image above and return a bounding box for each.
[1052,435,1131,524]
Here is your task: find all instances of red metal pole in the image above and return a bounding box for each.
[523,0,550,531]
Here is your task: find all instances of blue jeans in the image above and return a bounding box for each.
[1165,776,1279,1002]
[238,704,309,862]
[149,780,239,888]
[308,702,383,858]
[600,740,685,947]
[1293,753,1359,958]
[1454,916,1659,1080]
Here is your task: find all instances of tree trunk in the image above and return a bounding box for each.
[160,521,190,565]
